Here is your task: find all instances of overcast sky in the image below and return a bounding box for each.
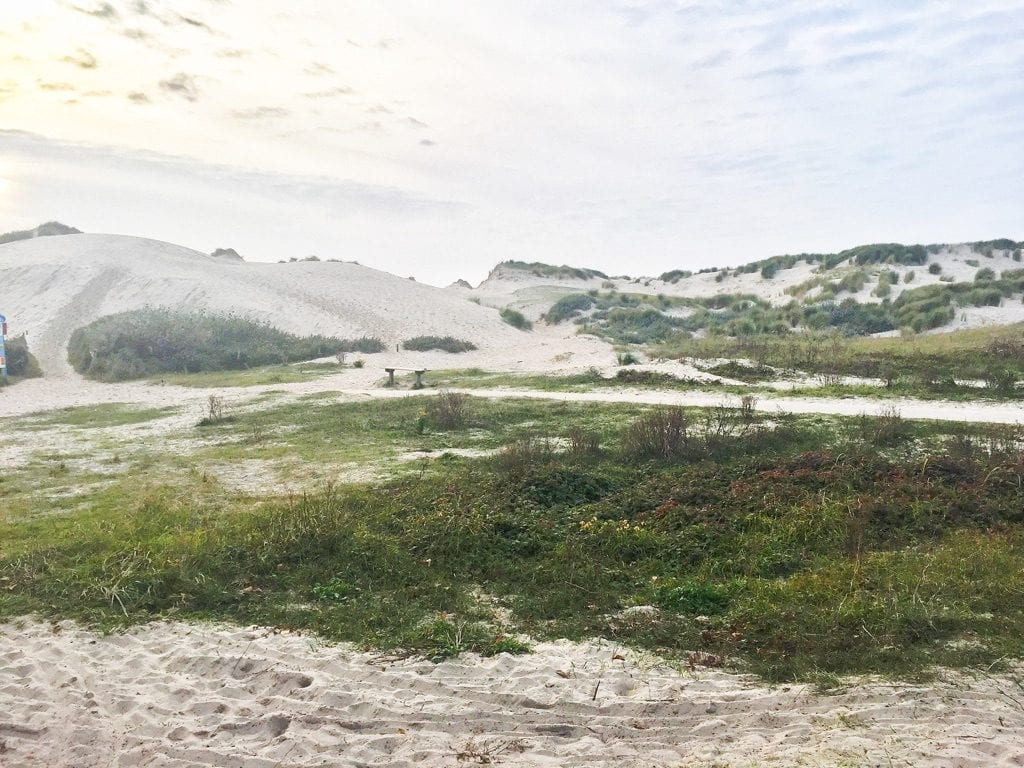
[1,1,1021,285]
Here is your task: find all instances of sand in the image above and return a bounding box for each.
[2,620,1023,768]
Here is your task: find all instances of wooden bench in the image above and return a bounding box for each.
[384,367,427,389]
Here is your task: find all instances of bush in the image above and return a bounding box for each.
[3,334,42,378]
[402,336,478,353]
[499,308,532,330]
[428,391,470,429]
[0,221,81,245]
[975,267,996,282]
[928,263,942,275]
[621,407,694,461]
[617,352,639,365]
[544,294,595,324]
[67,309,382,381]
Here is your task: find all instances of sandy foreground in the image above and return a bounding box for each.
[0,620,1022,768]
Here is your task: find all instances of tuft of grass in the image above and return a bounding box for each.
[499,308,533,331]
[402,336,478,353]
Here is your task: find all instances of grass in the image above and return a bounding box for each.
[5,391,1024,680]
[152,361,347,388]
[16,403,177,430]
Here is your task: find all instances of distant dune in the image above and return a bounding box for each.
[0,234,547,376]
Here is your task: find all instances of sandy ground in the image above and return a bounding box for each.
[2,620,1024,768]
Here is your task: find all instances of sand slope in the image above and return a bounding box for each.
[0,234,548,376]
[2,620,1023,767]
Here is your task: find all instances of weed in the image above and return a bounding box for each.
[429,391,471,429]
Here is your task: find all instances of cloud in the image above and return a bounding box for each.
[38,81,76,92]
[175,13,213,32]
[159,73,199,101]
[62,49,98,69]
[303,86,353,99]
[232,106,290,120]
[64,1,118,20]
[743,65,804,80]
[0,129,466,217]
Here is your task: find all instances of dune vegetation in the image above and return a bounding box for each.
[2,334,43,381]
[3,392,1024,681]
[67,308,383,381]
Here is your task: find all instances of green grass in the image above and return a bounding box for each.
[5,393,1024,679]
[16,403,177,430]
[152,362,347,388]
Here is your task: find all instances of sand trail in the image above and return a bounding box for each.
[2,620,1024,767]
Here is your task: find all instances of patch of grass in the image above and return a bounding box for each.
[7,398,1024,680]
[17,403,176,430]
[402,336,478,353]
[153,362,346,388]
[499,308,532,331]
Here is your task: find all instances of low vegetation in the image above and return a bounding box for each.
[2,334,43,380]
[67,308,383,381]
[499,307,533,330]
[402,336,478,353]
[0,220,81,245]
[4,394,1024,681]
[499,260,608,281]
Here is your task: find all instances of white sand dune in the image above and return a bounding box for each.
[0,234,606,377]
[2,620,1022,767]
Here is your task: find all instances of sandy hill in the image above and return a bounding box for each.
[0,234,549,376]
[466,241,1024,332]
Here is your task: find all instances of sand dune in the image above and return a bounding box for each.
[2,620,1022,767]
[0,234,562,376]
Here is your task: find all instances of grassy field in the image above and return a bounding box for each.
[3,392,1024,683]
[150,361,350,388]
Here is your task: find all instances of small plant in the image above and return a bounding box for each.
[928,263,942,274]
[740,394,758,420]
[621,407,693,461]
[566,427,601,457]
[616,351,638,366]
[353,359,365,368]
[312,578,360,602]
[197,395,229,426]
[428,391,470,429]
[499,308,532,331]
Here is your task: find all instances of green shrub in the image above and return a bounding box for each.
[620,407,694,461]
[903,270,915,283]
[402,336,478,353]
[976,267,996,282]
[544,294,595,324]
[659,269,692,283]
[499,307,532,330]
[67,309,381,381]
[3,334,42,378]
[928,263,942,275]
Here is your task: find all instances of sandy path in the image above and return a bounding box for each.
[3,369,1024,426]
[2,620,1022,767]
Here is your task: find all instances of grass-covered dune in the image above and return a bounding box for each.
[4,394,1024,681]
[68,308,384,381]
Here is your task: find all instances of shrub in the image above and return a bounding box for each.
[67,309,383,381]
[499,308,532,331]
[928,263,942,275]
[0,221,81,245]
[428,391,470,429]
[903,270,915,283]
[617,352,639,365]
[760,262,778,279]
[402,336,478,353]
[659,269,692,283]
[621,407,694,461]
[544,294,595,324]
[975,267,996,282]
[3,334,43,378]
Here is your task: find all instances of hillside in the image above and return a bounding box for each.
[0,234,584,377]
[0,221,82,245]
[466,241,1024,339]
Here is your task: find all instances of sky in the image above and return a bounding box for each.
[0,1,1021,286]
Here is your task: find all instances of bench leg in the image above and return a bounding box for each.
[387,370,395,387]
[413,371,424,390]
